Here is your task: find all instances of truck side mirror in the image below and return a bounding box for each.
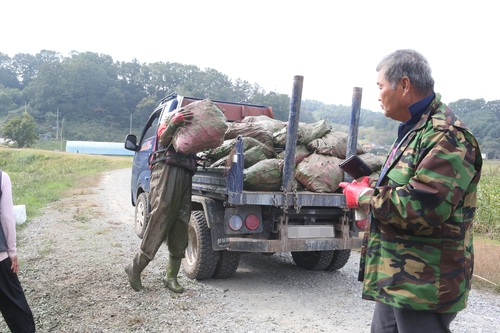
[124,134,139,151]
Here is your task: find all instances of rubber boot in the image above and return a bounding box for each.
[164,256,184,293]
[125,252,150,291]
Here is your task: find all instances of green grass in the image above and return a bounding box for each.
[0,147,131,220]
[34,140,66,151]
[476,160,500,241]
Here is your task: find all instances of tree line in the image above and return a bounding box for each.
[0,50,498,158]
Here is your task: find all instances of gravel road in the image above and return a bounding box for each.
[2,168,499,333]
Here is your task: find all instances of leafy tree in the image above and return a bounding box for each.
[0,53,20,89]
[135,95,158,127]
[12,53,39,88]
[23,60,66,119]
[250,90,290,121]
[116,59,147,120]
[2,112,38,147]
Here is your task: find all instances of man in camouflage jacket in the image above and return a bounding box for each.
[340,49,482,332]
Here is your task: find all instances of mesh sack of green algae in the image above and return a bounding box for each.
[243,158,284,191]
[210,155,229,168]
[225,122,274,153]
[297,119,332,145]
[273,119,332,148]
[206,136,274,168]
[295,153,344,193]
[358,153,384,172]
[241,115,287,134]
[172,99,228,154]
[206,137,263,161]
[242,145,269,168]
[209,146,268,169]
[276,145,311,165]
[307,131,364,159]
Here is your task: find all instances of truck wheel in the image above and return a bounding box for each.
[134,192,150,239]
[324,250,351,271]
[291,251,334,271]
[212,251,240,279]
[182,211,219,280]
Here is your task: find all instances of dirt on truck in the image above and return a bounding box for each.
[124,75,371,281]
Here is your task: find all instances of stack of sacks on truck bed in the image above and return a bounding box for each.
[197,115,383,192]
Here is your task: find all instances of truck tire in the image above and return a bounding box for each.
[212,251,240,279]
[182,211,219,280]
[134,192,150,239]
[324,250,351,271]
[291,251,334,271]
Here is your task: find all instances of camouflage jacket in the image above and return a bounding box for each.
[358,94,482,313]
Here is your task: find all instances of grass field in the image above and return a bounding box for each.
[475,160,500,240]
[0,148,131,219]
[473,159,500,292]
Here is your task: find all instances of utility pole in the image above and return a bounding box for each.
[60,117,64,151]
[56,107,59,140]
[130,113,132,133]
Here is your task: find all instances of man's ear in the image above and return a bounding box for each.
[401,76,410,92]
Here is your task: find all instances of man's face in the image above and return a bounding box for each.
[377,70,409,122]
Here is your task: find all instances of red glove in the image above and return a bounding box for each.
[338,176,371,208]
[171,110,194,126]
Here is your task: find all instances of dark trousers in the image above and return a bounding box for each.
[0,257,35,333]
[141,163,191,261]
[371,302,456,333]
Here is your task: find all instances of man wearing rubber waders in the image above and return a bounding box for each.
[125,108,196,293]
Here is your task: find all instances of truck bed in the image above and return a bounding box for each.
[192,167,347,207]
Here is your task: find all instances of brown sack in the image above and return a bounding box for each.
[307,131,364,159]
[297,119,332,145]
[276,145,311,165]
[172,99,228,154]
[242,115,287,134]
[225,122,274,154]
[295,153,344,193]
[273,119,332,148]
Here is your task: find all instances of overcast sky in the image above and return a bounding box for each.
[2,0,498,112]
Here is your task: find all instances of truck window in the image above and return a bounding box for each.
[143,117,159,142]
[140,109,161,150]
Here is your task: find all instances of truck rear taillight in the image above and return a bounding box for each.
[356,218,367,230]
[228,215,243,231]
[245,214,260,230]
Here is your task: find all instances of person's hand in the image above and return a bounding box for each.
[171,110,193,126]
[10,256,19,274]
[338,176,371,208]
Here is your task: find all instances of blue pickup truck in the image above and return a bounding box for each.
[124,78,363,280]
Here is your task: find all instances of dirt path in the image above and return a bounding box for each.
[2,168,499,333]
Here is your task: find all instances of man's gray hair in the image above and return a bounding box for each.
[377,49,434,96]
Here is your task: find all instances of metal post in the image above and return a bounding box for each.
[281,75,304,192]
[344,87,363,182]
[346,87,363,158]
